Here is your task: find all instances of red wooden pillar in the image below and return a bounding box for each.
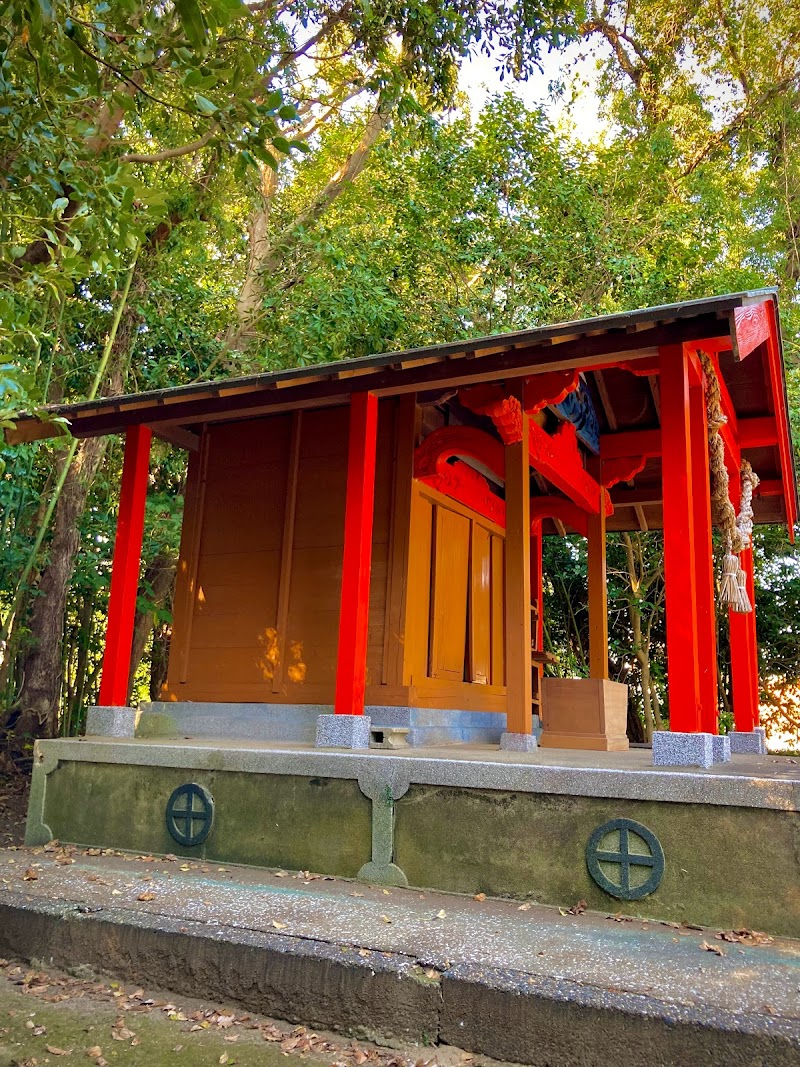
[658,345,701,731]
[730,544,760,731]
[334,392,379,716]
[98,425,152,707]
[504,392,532,736]
[689,366,719,732]
[530,520,543,651]
[587,457,608,680]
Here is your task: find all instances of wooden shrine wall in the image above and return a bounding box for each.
[163,404,394,704]
[399,482,508,713]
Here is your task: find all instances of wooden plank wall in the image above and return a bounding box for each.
[164,403,393,703]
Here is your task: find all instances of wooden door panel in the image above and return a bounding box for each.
[429,506,470,680]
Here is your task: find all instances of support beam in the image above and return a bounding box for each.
[531,521,543,651]
[659,346,701,732]
[689,371,719,732]
[587,458,608,679]
[334,392,379,716]
[98,425,152,707]
[503,391,533,737]
[730,543,760,732]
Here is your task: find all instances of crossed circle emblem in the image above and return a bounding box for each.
[586,818,665,900]
[165,783,214,847]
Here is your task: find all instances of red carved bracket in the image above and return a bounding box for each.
[413,425,505,482]
[529,420,611,514]
[522,369,580,413]
[530,497,589,537]
[619,358,660,377]
[418,459,506,527]
[458,384,523,443]
[602,455,648,489]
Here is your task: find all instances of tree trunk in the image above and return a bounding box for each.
[4,432,111,742]
[127,553,177,703]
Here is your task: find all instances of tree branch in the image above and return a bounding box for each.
[120,127,217,163]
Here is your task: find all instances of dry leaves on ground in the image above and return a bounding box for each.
[700,940,725,956]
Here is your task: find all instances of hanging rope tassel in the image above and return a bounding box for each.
[733,565,752,613]
[720,546,741,609]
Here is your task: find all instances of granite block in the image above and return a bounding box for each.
[652,732,713,768]
[729,728,767,755]
[85,706,137,738]
[315,714,371,750]
[712,735,732,763]
[500,731,538,752]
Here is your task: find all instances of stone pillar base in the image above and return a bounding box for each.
[652,732,713,768]
[500,731,538,753]
[728,727,767,755]
[85,706,136,738]
[315,714,371,750]
[711,735,731,763]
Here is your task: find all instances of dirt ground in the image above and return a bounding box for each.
[0,957,505,1067]
[0,774,28,849]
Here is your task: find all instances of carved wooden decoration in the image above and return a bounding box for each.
[458,384,523,443]
[522,370,580,414]
[530,497,589,537]
[413,425,505,482]
[601,455,648,489]
[418,459,506,527]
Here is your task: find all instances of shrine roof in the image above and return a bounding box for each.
[8,287,797,532]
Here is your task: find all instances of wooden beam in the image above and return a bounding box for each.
[503,392,532,736]
[272,411,302,695]
[587,457,608,679]
[689,374,719,732]
[659,346,702,732]
[98,425,152,707]
[148,424,200,452]
[763,299,797,537]
[738,416,779,449]
[732,301,771,361]
[334,392,379,716]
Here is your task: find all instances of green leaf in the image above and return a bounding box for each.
[175,0,207,49]
[194,93,219,115]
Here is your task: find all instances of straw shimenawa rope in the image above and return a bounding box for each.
[699,351,757,613]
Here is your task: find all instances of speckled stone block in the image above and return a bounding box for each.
[729,728,767,755]
[500,731,538,752]
[85,706,136,738]
[315,714,371,750]
[711,735,732,763]
[652,732,713,768]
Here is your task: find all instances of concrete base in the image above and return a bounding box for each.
[24,737,800,938]
[315,714,372,749]
[652,732,714,768]
[499,731,538,752]
[729,728,767,755]
[85,706,137,738]
[711,734,732,763]
[88,701,509,748]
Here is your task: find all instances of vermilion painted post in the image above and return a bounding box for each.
[658,345,701,731]
[730,544,760,731]
[530,520,543,651]
[689,368,719,732]
[98,425,152,707]
[587,457,609,680]
[334,392,379,716]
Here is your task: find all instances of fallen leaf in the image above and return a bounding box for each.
[271,920,287,930]
[219,1055,229,1064]
[23,868,38,881]
[568,900,587,915]
[473,893,486,902]
[517,903,531,911]
[380,914,392,923]
[85,1046,102,1058]
[136,892,155,902]
[111,889,122,896]
[700,940,725,956]
[46,1045,71,1055]
[358,949,370,958]
[436,909,447,919]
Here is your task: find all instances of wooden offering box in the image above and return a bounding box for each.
[540,678,630,751]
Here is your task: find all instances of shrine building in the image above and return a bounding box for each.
[13,289,800,937]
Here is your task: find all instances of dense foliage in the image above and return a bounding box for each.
[1,0,799,752]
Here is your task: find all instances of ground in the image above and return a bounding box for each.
[0,957,498,1067]
[0,774,27,849]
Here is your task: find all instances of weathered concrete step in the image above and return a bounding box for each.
[0,850,798,1066]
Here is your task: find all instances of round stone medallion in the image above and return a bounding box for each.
[586,818,664,900]
[165,783,214,847]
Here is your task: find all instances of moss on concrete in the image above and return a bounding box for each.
[393,786,800,938]
[43,763,371,877]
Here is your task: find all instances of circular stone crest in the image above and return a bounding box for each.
[165,783,214,847]
[586,818,664,900]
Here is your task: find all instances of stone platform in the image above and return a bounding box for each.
[0,846,798,1065]
[27,738,800,937]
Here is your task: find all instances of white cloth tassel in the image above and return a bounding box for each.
[733,565,752,613]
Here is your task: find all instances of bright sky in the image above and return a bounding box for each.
[459,42,607,143]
